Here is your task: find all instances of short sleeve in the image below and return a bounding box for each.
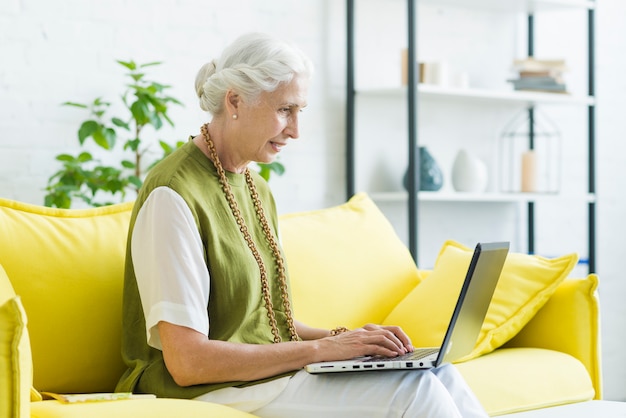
[131,186,211,350]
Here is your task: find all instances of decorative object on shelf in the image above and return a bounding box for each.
[401,49,450,87]
[421,61,449,87]
[451,149,488,193]
[403,146,444,192]
[498,109,561,194]
[508,58,568,94]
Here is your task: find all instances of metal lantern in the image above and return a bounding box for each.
[499,109,561,194]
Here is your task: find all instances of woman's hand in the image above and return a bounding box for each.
[317,324,414,361]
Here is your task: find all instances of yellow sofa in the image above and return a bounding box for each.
[0,194,601,417]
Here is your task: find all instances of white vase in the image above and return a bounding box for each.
[451,149,488,192]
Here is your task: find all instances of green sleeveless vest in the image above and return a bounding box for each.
[116,140,296,398]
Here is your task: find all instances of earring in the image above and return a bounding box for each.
[232,114,238,120]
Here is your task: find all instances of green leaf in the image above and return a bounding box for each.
[257,165,270,181]
[111,117,130,130]
[121,160,135,169]
[270,161,285,176]
[56,154,76,162]
[117,60,137,70]
[257,162,285,181]
[125,138,141,152]
[159,140,173,154]
[78,120,99,144]
[140,61,162,68]
[162,113,175,127]
[130,101,149,125]
[77,151,94,162]
[92,129,110,149]
[62,102,88,108]
[150,113,163,130]
[149,82,165,93]
[128,175,142,188]
[166,96,184,106]
[93,97,111,107]
[104,127,117,149]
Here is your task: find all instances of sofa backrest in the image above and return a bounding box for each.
[279,193,421,329]
[0,193,421,395]
[0,198,133,394]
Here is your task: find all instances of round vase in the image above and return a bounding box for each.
[451,149,488,192]
[403,146,443,192]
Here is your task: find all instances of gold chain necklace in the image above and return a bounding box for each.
[200,123,298,343]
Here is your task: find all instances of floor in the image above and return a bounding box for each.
[501,401,626,417]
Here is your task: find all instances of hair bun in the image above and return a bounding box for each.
[195,59,218,99]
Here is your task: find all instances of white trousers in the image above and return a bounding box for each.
[196,364,488,418]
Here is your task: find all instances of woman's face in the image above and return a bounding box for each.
[234,75,309,165]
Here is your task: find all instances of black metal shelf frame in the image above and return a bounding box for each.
[345,0,420,261]
[345,0,596,273]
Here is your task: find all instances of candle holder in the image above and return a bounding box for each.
[498,109,561,194]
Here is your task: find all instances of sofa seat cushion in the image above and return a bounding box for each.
[455,347,595,416]
[30,398,255,418]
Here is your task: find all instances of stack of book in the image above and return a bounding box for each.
[508,58,568,93]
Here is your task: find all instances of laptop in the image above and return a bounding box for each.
[305,241,510,374]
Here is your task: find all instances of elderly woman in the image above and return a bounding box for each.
[116,33,488,418]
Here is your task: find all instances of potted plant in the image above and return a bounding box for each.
[45,60,285,209]
[44,60,184,208]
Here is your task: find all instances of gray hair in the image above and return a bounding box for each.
[195,33,314,115]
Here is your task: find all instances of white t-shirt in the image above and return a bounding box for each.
[131,186,211,350]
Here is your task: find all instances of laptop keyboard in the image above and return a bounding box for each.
[364,348,439,362]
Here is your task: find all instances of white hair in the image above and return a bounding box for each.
[195,33,314,115]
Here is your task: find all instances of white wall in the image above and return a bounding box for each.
[1,0,624,402]
[0,0,342,213]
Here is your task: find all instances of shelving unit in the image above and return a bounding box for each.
[345,0,596,272]
[361,84,595,106]
[370,191,597,204]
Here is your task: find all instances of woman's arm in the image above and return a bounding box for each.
[158,320,412,387]
[294,320,331,340]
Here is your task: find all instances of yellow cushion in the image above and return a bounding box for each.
[456,347,594,416]
[279,193,422,329]
[30,398,255,418]
[0,264,42,406]
[0,198,134,394]
[0,296,32,418]
[383,239,577,361]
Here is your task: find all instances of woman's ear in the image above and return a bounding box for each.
[225,90,240,116]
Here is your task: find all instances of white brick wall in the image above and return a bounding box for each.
[1,0,625,402]
[0,0,339,210]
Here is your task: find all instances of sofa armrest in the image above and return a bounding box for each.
[504,274,602,399]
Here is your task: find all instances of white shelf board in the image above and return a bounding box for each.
[419,0,595,12]
[370,191,597,204]
[358,85,595,107]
